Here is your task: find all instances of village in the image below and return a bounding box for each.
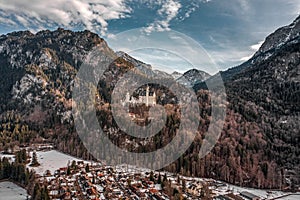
[1,144,299,200]
[37,160,253,200]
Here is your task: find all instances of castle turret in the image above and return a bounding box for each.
[153,92,156,105]
[125,92,130,102]
[146,86,149,106]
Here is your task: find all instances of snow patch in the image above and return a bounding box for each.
[12,74,44,103]
[0,181,28,200]
[27,150,90,175]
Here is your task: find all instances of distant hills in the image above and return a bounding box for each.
[117,51,211,86]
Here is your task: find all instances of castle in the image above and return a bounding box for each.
[121,86,156,106]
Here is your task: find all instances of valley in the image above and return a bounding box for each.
[0,11,299,200]
[2,147,299,199]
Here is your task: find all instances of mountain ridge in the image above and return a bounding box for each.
[201,15,300,84]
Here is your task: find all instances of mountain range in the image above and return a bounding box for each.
[0,16,299,189]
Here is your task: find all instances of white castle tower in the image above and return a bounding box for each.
[146,86,149,106]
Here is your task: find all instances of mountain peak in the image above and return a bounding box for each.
[171,71,182,79]
[182,68,211,78]
[255,14,300,56]
[177,68,211,87]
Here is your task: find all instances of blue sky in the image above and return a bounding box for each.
[0,0,299,74]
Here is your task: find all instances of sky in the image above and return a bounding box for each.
[0,0,299,74]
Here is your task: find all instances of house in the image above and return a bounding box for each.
[187,183,202,197]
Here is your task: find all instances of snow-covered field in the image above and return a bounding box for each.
[275,194,300,200]
[0,181,28,200]
[216,183,300,199]
[27,150,88,175]
[137,170,299,199]
[6,149,299,199]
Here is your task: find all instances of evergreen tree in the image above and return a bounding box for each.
[32,183,41,200]
[182,179,186,192]
[163,173,167,182]
[30,152,40,167]
[157,173,162,184]
[150,171,154,182]
[41,185,50,200]
[85,164,90,173]
[67,166,71,175]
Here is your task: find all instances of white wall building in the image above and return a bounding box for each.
[121,86,156,106]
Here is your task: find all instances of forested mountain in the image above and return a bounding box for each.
[0,28,110,159]
[194,15,300,188]
[0,16,299,190]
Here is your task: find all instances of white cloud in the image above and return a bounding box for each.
[240,55,252,62]
[209,45,260,68]
[108,29,220,74]
[0,16,16,26]
[180,1,201,20]
[0,0,131,36]
[250,40,264,51]
[237,0,251,13]
[144,0,181,33]
[238,40,264,62]
[144,0,211,32]
[206,35,260,69]
[130,49,193,73]
[0,0,211,35]
[210,40,265,68]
